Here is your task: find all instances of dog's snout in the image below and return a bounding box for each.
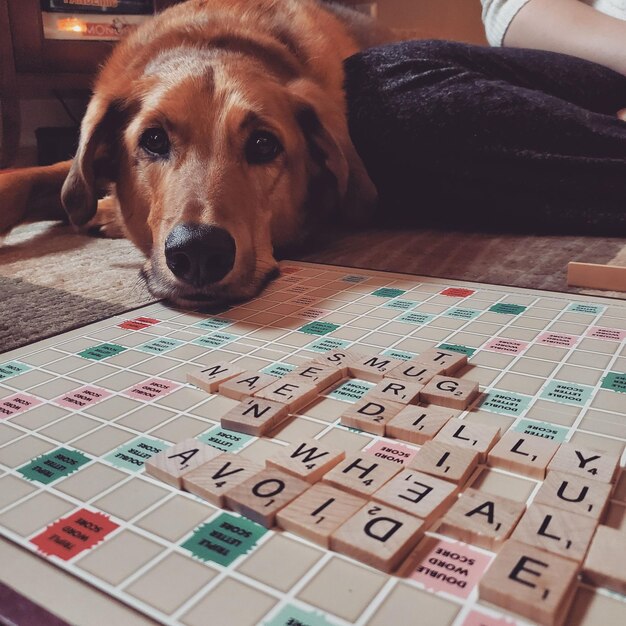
[165,223,236,286]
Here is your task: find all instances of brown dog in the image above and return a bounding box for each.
[0,0,393,306]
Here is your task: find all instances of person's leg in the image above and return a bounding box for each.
[344,40,626,234]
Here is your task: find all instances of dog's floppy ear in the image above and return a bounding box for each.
[61,96,126,226]
[289,79,377,224]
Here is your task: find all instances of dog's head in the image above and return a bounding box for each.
[61,29,376,307]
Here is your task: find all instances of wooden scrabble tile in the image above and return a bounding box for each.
[348,354,404,382]
[409,440,479,485]
[282,363,343,391]
[479,540,579,626]
[372,469,458,523]
[144,439,222,488]
[340,397,404,436]
[224,468,309,527]
[217,370,276,400]
[582,525,626,594]
[312,348,367,374]
[322,453,402,498]
[266,438,345,483]
[181,453,264,506]
[330,502,425,573]
[433,419,500,462]
[365,378,423,405]
[488,431,561,479]
[413,347,467,375]
[547,442,621,484]
[288,362,345,389]
[534,470,612,520]
[254,379,318,412]
[420,375,479,410]
[187,361,245,393]
[385,405,454,445]
[511,502,598,563]
[221,397,289,436]
[436,487,526,550]
[385,360,440,385]
[276,482,366,547]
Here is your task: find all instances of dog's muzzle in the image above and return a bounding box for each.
[165,223,236,287]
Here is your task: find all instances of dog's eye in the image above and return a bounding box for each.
[139,128,170,157]
[246,131,283,164]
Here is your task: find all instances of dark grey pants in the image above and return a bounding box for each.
[344,40,626,235]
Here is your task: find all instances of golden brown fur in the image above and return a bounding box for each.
[0,0,391,306]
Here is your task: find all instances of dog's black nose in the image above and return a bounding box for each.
[165,223,236,286]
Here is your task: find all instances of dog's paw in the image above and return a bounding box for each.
[0,170,32,237]
[618,108,626,122]
[79,196,127,239]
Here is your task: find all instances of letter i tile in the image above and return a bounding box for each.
[276,483,366,548]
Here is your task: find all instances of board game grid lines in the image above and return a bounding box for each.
[0,260,624,626]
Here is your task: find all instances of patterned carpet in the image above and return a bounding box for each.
[1,222,625,353]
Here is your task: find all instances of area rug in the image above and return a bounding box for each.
[1,222,624,353]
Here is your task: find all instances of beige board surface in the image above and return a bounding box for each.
[1,260,625,626]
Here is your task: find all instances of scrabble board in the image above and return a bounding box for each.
[0,260,625,626]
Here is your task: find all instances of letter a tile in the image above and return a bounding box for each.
[145,439,222,488]
[181,453,264,506]
[436,487,526,550]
